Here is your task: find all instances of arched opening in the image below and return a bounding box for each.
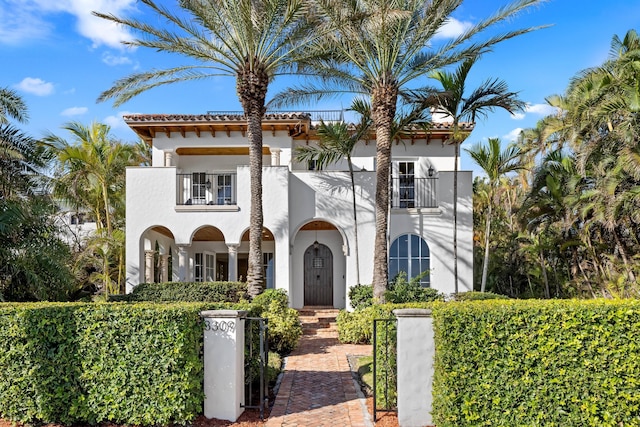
[292,219,346,308]
[190,226,226,281]
[238,228,275,287]
[303,242,333,306]
[141,226,176,284]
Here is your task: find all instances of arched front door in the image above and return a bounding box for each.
[304,243,333,306]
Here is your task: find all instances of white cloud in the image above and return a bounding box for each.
[434,18,473,40]
[503,128,524,142]
[1,0,136,48]
[61,106,88,116]
[104,111,135,130]
[102,52,133,66]
[511,103,559,120]
[15,77,54,96]
[0,2,52,44]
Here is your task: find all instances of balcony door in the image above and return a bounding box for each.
[192,172,209,205]
[393,161,415,208]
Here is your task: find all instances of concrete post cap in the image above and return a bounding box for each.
[200,310,248,318]
[393,308,433,317]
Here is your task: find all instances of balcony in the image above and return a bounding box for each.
[177,173,237,206]
[391,177,438,209]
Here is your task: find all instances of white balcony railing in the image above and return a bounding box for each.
[391,177,438,208]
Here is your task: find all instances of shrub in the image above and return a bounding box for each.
[453,291,509,301]
[0,302,208,425]
[432,299,640,427]
[385,271,443,303]
[348,284,373,310]
[251,289,301,354]
[118,281,248,303]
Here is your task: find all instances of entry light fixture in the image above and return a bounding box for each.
[428,166,434,177]
[205,178,212,189]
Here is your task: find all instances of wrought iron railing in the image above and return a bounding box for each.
[176,172,237,206]
[373,318,398,422]
[391,177,438,208]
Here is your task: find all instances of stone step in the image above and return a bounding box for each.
[303,328,339,337]
[297,308,340,337]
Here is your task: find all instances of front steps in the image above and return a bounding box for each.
[297,307,340,338]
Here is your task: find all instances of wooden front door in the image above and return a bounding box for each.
[304,243,333,306]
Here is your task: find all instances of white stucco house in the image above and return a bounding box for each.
[123,110,473,309]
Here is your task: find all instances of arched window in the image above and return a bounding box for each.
[389,234,430,286]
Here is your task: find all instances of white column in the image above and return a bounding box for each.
[144,250,155,283]
[161,254,169,282]
[178,245,189,282]
[227,244,239,282]
[271,148,281,166]
[200,310,247,422]
[164,150,174,167]
[394,308,434,427]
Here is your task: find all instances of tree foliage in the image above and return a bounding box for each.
[473,29,640,298]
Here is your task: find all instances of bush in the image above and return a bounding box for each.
[0,302,208,425]
[432,299,640,427]
[348,284,373,310]
[385,271,443,303]
[453,291,509,301]
[118,281,248,303]
[252,289,301,354]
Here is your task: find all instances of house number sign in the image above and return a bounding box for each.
[204,320,235,332]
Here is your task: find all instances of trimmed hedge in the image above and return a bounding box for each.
[432,299,640,427]
[0,302,250,425]
[111,281,248,303]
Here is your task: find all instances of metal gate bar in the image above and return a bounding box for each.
[373,317,398,422]
[243,317,269,420]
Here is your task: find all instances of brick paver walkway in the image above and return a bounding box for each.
[265,336,373,427]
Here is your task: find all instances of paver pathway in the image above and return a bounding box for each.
[265,315,373,427]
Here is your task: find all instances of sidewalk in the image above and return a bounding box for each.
[265,335,373,427]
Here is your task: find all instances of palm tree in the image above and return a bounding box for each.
[94,0,315,297]
[466,137,524,292]
[44,122,142,296]
[272,0,545,301]
[0,87,46,199]
[428,56,526,294]
[0,87,28,124]
[294,100,372,285]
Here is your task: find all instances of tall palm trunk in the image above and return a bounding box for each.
[480,199,492,292]
[238,65,268,297]
[347,154,360,285]
[371,83,398,302]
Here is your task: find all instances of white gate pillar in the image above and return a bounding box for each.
[200,310,247,422]
[394,308,435,427]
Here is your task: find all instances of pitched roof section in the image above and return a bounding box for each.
[123,112,474,144]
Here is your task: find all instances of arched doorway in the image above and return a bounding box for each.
[304,242,333,306]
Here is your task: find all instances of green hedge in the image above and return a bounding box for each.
[432,299,640,427]
[0,302,242,425]
[112,281,248,303]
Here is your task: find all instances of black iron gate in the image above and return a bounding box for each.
[373,317,398,422]
[244,317,269,420]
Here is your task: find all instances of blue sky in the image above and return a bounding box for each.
[2,0,640,172]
